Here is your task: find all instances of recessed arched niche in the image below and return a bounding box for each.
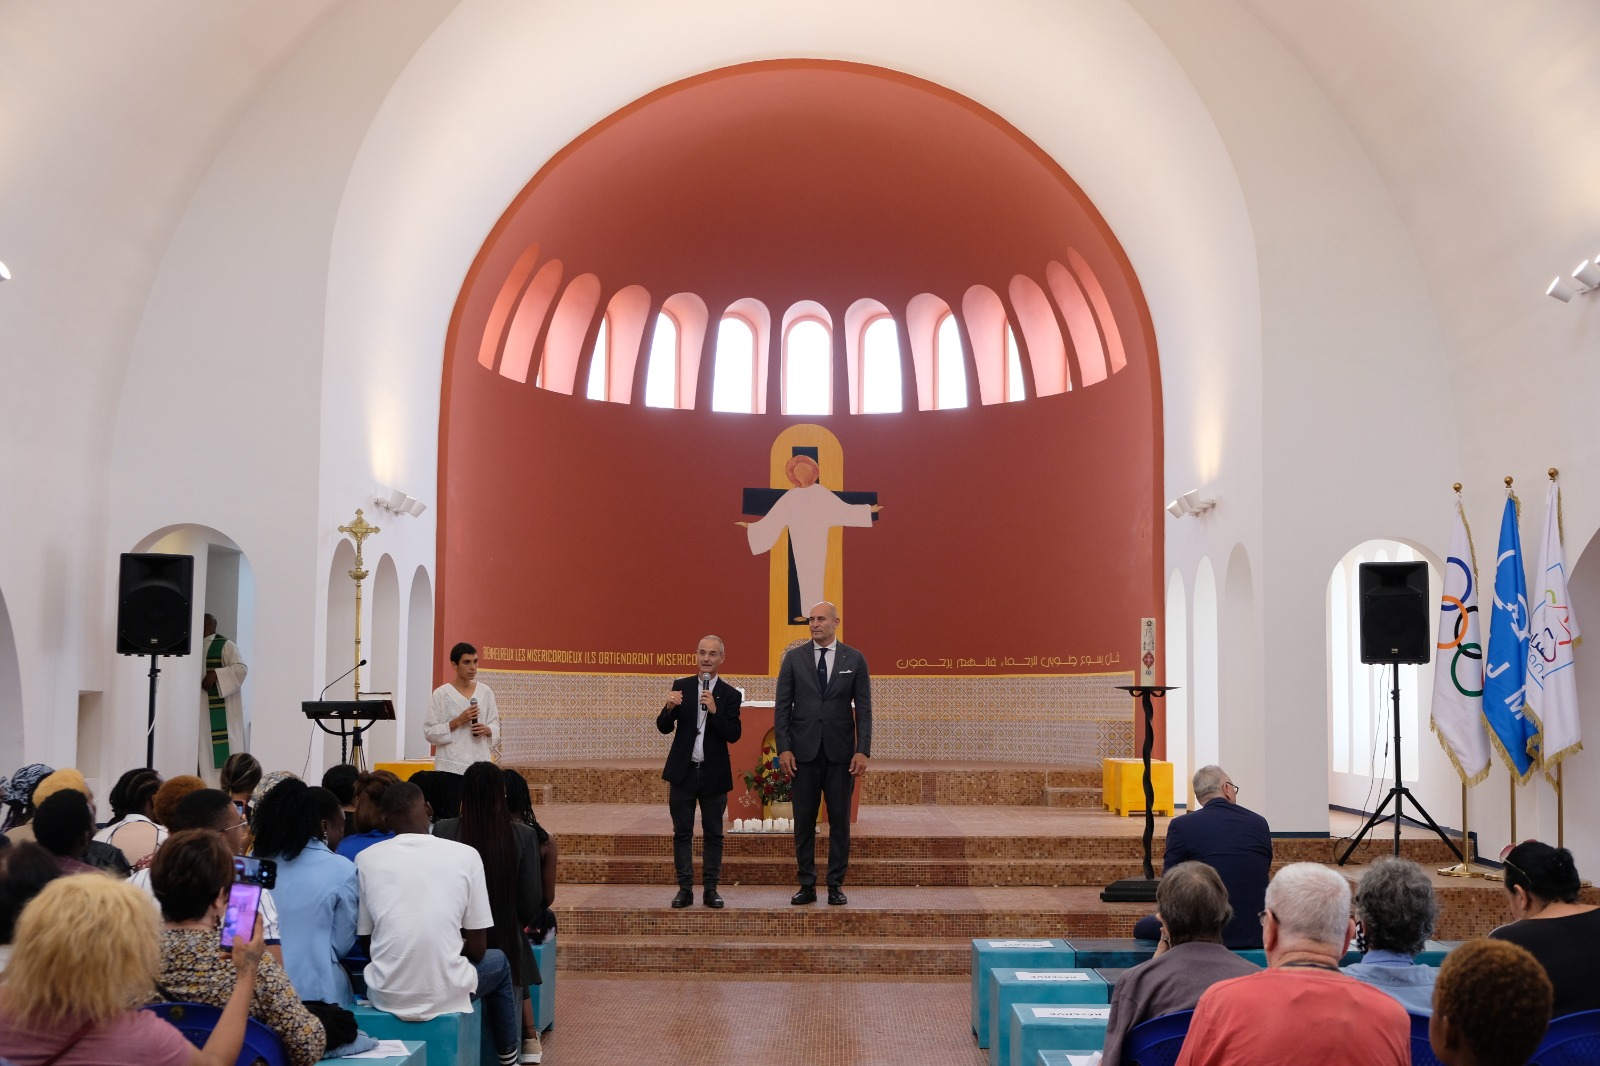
[439,60,1161,764]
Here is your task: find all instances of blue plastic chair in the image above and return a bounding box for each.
[144,1001,290,1066]
[1125,1008,1194,1066]
[1530,1009,1600,1065]
[1407,1012,1445,1066]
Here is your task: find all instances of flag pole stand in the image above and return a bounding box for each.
[1438,782,1491,878]
[1557,762,1564,849]
[1510,773,1517,847]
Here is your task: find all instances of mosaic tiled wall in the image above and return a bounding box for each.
[487,669,1135,764]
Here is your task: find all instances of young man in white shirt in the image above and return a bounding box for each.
[423,643,500,775]
[355,783,524,1065]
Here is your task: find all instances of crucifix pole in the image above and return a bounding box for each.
[338,509,380,703]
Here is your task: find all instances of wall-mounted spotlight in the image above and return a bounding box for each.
[374,488,427,517]
[0,261,10,281]
[1547,256,1600,302]
[1165,488,1217,518]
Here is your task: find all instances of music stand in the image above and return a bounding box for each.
[1101,685,1176,904]
[301,699,395,767]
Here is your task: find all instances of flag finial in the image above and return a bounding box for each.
[1453,482,1462,493]
[1506,476,1514,487]
[1549,467,1559,480]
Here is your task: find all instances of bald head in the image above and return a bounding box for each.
[807,602,840,646]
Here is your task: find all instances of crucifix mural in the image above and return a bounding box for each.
[737,424,883,673]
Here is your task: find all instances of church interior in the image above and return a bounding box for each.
[5,1,1600,1062]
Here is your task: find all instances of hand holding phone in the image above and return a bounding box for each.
[219,882,263,950]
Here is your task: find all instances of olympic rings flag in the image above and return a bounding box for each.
[1527,476,1582,784]
[1483,490,1541,783]
[1431,495,1491,786]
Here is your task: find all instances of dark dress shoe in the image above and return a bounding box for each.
[671,888,694,908]
[790,887,818,905]
[703,888,725,909]
[827,886,848,906]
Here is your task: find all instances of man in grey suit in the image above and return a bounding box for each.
[775,600,871,906]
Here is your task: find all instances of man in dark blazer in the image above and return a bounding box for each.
[1132,764,1272,947]
[656,634,743,908]
[775,601,871,906]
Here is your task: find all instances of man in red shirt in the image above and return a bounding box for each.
[1177,862,1409,1066]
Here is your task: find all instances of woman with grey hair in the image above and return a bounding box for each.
[1342,855,1441,1014]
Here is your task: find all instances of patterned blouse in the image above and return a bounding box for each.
[153,927,327,1066]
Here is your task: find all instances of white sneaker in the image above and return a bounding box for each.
[521,1033,543,1064]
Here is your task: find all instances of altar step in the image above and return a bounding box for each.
[516,760,1106,807]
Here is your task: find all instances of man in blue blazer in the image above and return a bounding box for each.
[1132,764,1273,947]
[775,601,872,906]
[657,635,743,909]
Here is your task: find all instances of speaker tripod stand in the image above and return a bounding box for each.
[1337,667,1463,866]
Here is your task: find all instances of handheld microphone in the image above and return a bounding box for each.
[700,672,712,690]
[320,660,367,700]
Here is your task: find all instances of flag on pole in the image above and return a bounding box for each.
[1431,494,1491,785]
[1527,474,1582,783]
[1483,488,1540,782]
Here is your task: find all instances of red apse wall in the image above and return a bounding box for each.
[438,61,1162,683]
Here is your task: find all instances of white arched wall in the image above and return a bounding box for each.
[367,554,401,762]
[1192,558,1220,771]
[1221,543,1263,798]
[1164,569,1190,808]
[0,588,23,760]
[322,539,358,767]
[404,566,435,761]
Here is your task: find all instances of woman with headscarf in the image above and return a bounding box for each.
[1,763,54,841]
[435,762,545,1064]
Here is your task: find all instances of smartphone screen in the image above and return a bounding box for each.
[219,882,262,949]
[233,855,277,890]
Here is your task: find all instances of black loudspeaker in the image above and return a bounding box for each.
[1359,561,1430,664]
[117,553,194,655]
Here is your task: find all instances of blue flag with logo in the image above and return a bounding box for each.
[1483,492,1540,781]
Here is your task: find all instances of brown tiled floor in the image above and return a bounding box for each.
[547,974,988,1066]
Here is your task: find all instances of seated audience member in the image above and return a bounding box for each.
[150,829,326,1066]
[152,775,207,832]
[1489,840,1600,1017]
[0,873,265,1066]
[1101,862,1258,1066]
[1430,938,1552,1066]
[435,762,546,1063]
[251,778,359,1006]
[502,768,557,941]
[356,782,521,1066]
[0,763,54,840]
[131,789,284,962]
[32,790,102,876]
[1175,862,1409,1066]
[0,843,61,973]
[410,769,463,822]
[27,769,130,877]
[219,753,263,818]
[1133,765,1272,948]
[95,768,166,867]
[1342,855,1441,1013]
[322,763,360,837]
[336,770,400,860]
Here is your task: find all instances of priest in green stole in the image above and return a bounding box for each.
[199,612,249,785]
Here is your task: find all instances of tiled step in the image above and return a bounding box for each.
[1045,786,1103,808]
[515,761,1104,806]
[558,854,1162,887]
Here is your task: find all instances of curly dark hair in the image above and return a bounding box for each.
[251,778,343,861]
[458,762,522,966]
[1433,938,1551,1066]
[1504,841,1583,905]
[351,770,402,833]
[321,764,359,807]
[1354,856,1439,956]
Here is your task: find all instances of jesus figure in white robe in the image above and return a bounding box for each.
[739,454,883,622]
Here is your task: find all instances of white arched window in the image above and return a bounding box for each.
[934,312,968,409]
[643,312,678,409]
[861,316,902,413]
[784,318,831,415]
[712,315,757,413]
[586,315,609,400]
[1005,326,1025,402]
